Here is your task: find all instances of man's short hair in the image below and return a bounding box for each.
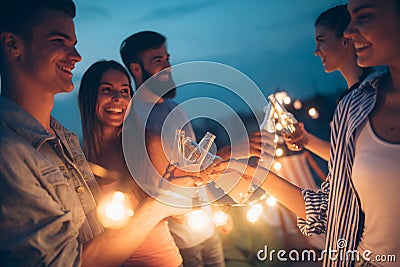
[0,0,76,75]
[120,31,166,70]
[0,0,76,38]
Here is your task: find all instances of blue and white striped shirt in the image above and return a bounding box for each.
[297,72,385,267]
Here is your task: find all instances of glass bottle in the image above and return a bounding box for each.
[171,130,216,173]
[171,129,185,167]
[196,132,216,171]
[260,102,275,133]
[267,94,306,150]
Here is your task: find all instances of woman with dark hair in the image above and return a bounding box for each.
[78,60,183,267]
[314,4,375,102]
[284,4,376,161]
[78,60,133,162]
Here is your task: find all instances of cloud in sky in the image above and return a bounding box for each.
[75,4,112,21]
[138,0,220,22]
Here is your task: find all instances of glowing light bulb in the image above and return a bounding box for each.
[105,201,124,221]
[293,99,302,110]
[247,203,263,223]
[274,135,279,143]
[283,96,291,105]
[266,196,277,207]
[113,191,125,201]
[275,123,283,131]
[97,191,134,229]
[308,107,319,119]
[275,91,288,102]
[212,210,228,226]
[273,161,282,171]
[275,148,283,157]
[188,210,210,232]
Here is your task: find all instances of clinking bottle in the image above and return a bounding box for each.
[267,94,306,150]
[171,129,216,173]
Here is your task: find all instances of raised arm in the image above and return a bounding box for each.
[215,159,307,219]
[283,122,330,161]
[215,159,330,235]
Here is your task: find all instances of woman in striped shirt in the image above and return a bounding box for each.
[216,0,400,266]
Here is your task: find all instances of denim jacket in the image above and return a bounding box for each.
[0,96,103,266]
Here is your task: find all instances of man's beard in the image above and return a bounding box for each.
[140,65,176,99]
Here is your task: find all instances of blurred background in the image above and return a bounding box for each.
[53,0,346,141]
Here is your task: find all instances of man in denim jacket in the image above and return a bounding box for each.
[0,1,194,266]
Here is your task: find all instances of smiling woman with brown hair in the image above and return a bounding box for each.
[78,60,184,267]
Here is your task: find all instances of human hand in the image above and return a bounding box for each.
[214,158,270,183]
[198,156,225,183]
[162,164,203,186]
[282,122,309,151]
[220,131,276,160]
[156,171,201,219]
[163,157,225,186]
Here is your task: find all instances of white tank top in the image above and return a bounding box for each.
[352,119,400,266]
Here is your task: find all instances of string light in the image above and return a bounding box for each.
[275,147,284,157]
[212,210,228,226]
[283,96,291,105]
[97,191,134,229]
[308,107,319,119]
[247,203,263,223]
[266,196,277,207]
[293,99,302,110]
[206,193,279,231]
[274,92,287,104]
[273,161,282,171]
[187,210,211,232]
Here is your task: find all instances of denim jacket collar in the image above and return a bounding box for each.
[0,96,57,150]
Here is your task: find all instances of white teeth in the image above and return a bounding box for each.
[59,66,73,73]
[157,73,170,81]
[354,43,369,49]
[105,107,123,113]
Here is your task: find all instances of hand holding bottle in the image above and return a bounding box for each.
[281,122,309,151]
[213,158,270,184]
[265,94,307,151]
[229,130,275,159]
[162,161,223,186]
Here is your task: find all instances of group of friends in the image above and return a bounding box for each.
[0,0,399,267]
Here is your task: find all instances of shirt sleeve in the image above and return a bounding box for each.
[0,143,82,266]
[297,177,330,236]
[297,93,345,237]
